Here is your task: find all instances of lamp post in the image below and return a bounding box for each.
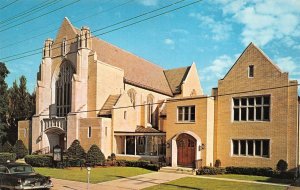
[87,167,91,190]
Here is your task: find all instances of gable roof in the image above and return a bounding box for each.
[59,18,193,97]
[98,94,121,116]
[164,66,191,94]
[222,42,284,80]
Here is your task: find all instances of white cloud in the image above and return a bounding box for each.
[215,0,300,47]
[164,38,175,45]
[275,56,298,74]
[189,13,232,41]
[201,55,234,81]
[137,0,158,6]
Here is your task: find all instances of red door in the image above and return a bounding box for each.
[177,134,196,167]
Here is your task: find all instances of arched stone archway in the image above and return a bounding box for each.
[171,131,202,167]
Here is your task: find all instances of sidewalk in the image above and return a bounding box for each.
[51,172,299,190]
[51,172,187,190]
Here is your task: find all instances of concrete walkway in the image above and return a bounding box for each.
[51,172,299,190]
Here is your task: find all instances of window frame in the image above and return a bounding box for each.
[248,65,254,78]
[177,105,196,123]
[232,139,270,158]
[87,126,92,138]
[232,95,271,122]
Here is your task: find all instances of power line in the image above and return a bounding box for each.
[1,0,186,60]
[0,0,81,33]
[8,83,300,120]
[1,0,194,62]
[0,0,61,26]
[0,0,19,10]
[0,0,132,50]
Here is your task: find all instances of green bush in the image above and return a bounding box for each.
[86,144,105,166]
[110,153,116,161]
[225,166,274,177]
[276,159,288,172]
[0,153,16,163]
[214,159,221,168]
[145,164,160,171]
[25,155,53,167]
[273,171,295,179]
[66,140,86,159]
[125,160,150,167]
[13,140,28,159]
[197,166,226,175]
[2,141,13,153]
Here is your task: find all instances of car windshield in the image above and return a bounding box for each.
[9,165,34,173]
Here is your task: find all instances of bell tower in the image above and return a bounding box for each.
[43,38,53,58]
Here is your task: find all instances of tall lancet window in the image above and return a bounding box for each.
[55,61,74,117]
[147,94,154,124]
[62,38,67,56]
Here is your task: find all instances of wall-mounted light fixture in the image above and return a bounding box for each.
[198,143,205,151]
[166,143,170,148]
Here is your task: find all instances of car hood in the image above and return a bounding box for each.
[13,172,48,180]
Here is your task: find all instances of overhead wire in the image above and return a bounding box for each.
[0,0,19,10]
[0,0,61,26]
[7,83,300,120]
[1,0,198,62]
[0,0,81,33]
[0,0,133,50]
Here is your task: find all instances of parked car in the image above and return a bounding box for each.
[0,163,52,190]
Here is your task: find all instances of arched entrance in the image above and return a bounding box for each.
[171,131,202,168]
[176,134,196,167]
[45,127,66,152]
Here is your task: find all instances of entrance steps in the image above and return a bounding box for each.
[159,166,196,175]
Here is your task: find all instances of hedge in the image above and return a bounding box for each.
[197,166,226,175]
[0,153,16,163]
[225,166,274,177]
[25,155,53,167]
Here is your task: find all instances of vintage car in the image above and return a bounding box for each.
[0,163,53,190]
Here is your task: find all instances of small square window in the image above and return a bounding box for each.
[248,65,254,78]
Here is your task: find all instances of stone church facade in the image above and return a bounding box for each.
[18,18,300,172]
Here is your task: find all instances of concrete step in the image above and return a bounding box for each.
[159,166,196,175]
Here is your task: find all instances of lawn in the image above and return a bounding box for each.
[35,167,152,183]
[209,174,293,185]
[144,177,287,190]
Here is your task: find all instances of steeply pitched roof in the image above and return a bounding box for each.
[91,37,173,96]
[98,95,121,116]
[164,66,190,94]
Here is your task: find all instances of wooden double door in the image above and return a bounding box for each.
[177,134,196,167]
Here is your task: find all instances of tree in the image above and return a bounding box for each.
[0,62,9,144]
[13,140,28,159]
[86,144,105,165]
[7,76,34,144]
[66,140,86,159]
[2,141,13,153]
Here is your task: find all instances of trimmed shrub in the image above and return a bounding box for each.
[225,166,274,177]
[66,140,86,159]
[197,166,226,175]
[25,155,53,167]
[2,141,13,153]
[276,160,288,172]
[13,140,28,159]
[111,153,116,161]
[86,144,105,166]
[145,164,160,171]
[214,159,221,168]
[125,160,150,168]
[0,153,16,163]
[273,171,296,179]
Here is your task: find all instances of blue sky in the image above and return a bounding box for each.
[0,0,299,94]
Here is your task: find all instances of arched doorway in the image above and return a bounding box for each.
[176,134,196,167]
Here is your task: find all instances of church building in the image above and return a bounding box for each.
[18,18,299,172]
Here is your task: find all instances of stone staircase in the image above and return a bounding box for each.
[159,166,196,175]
